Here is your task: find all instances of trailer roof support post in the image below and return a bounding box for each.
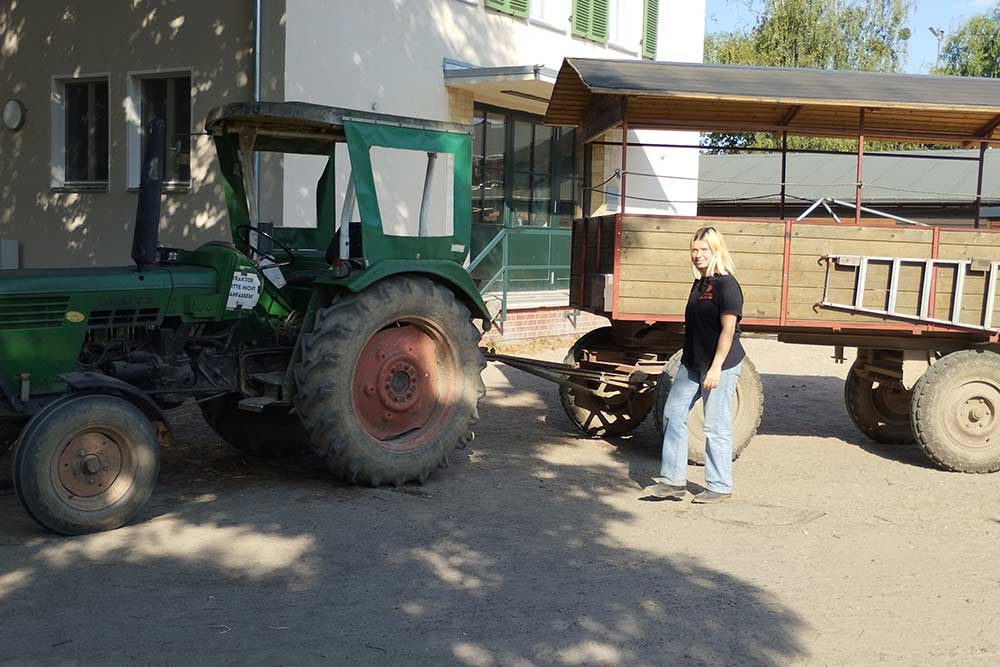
[855,108,865,225]
[975,141,987,229]
[780,131,788,219]
[620,97,629,215]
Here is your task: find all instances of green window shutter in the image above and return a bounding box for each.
[487,0,529,17]
[572,0,607,43]
[642,0,658,60]
[590,0,609,43]
[572,0,592,38]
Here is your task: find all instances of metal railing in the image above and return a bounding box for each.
[468,226,571,324]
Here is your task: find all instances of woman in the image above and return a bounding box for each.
[643,226,745,504]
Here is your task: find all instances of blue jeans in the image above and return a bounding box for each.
[656,361,742,494]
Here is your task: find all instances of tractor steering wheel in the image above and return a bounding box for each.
[234,225,297,267]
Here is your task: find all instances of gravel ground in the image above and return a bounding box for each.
[1,337,999,666]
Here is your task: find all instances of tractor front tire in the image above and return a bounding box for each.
[294,277,485,486]
[200,394,306,457]
[13,394,160,535]
[910,349,1000,473]
[558,327,655,437]
[653,350,764,465]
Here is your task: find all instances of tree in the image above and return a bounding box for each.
[932,5,1000,78]
[703,0,913,151]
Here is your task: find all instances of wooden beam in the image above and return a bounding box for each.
[780,105,803,126]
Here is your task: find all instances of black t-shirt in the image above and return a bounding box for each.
[681,273,746,374]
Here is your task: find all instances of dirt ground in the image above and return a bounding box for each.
[1,337,999,666]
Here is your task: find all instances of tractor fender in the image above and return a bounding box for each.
[58,372,171,439]
[315,259,492,328]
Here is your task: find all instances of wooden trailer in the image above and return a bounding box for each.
[535,58,1000,473]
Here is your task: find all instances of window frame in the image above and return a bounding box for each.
[126,67,194,192]
[529,0,570,33]
[50,72,111,192]
[607,0,642,55]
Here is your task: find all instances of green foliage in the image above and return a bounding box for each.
[703,0,914,152]
[932,5,1000,78]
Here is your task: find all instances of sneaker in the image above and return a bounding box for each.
[640,483,687,500]
[691,490,732,504]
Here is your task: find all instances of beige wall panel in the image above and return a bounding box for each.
[621,230,785,254]
[791,225,932,243]
[621,218,785,236]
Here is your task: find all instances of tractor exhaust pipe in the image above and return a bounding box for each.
[131,118,166,270]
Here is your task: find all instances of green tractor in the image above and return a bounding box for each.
[0,103,490,535]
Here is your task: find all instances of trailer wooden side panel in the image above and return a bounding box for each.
[616,216,784,319]
[576,215,1000,334]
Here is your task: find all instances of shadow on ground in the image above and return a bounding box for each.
[0,367,807,666]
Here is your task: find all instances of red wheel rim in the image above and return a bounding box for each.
[56,431,126,500]
[352,323,457,451]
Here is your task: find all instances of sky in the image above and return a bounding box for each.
[704,0,998,74]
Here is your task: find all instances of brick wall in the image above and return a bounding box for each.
[481,306,609,344]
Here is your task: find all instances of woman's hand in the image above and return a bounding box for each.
[703,365,722,390]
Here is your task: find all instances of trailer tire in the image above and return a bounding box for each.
[294,276,485,487]
[844,359,915,445]
[558,327,655,437]
[654,350,763,465]
[199,394,306,458]
[910,349,1000,473]
[13,394,159,535]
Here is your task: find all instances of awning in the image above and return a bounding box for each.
[544,58,1000,144]
[444,62,558,116]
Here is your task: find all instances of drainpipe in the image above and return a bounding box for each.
[253,0,262,216]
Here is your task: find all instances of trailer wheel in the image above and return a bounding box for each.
[558,327,655,437]
[294,276,485,486]
[199,394,306,457]
[654,350,764,465]
[13,394,160,535]
[910,349,1000,473]
[844,359,915,445]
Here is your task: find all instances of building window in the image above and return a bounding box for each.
[470,105,578,294]
[531,0,570,29]
[485,0,529,17]
[51,77,110,188]
[127,71,192,189]
[608,0,642,53]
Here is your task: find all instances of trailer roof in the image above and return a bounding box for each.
[544,58,1000,144]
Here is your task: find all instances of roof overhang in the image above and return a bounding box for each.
[444,63,558,116]
[545,58,1000,145]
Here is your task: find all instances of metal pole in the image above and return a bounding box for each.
[780,131,788,219]
[253,0,262,219]
[418,152,438,237]
[855,108,865,225]
[975,141,987,229]
[339,173,356,261]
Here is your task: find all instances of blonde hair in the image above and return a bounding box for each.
[690,226,736,278]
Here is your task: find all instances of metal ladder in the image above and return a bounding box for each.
[819,255,1000,333]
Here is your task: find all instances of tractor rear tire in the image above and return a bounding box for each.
[653,350,764,465]
[13,394,160,535]
[199,394,306,457]
[294,276,485,487]
[844,358,914,445]
[558,327,655,437]
[910,349,1000,473]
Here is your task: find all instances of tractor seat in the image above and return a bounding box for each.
[285,269,326,286]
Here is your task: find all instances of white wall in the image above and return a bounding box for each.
[280,0,706,229]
